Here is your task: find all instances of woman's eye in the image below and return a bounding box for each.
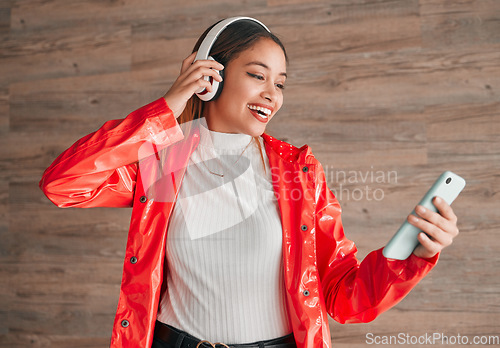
[247,72,285,90]
[247,72,264,80]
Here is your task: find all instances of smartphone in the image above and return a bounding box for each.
[382,171,466,260]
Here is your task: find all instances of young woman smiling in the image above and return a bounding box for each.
[40,18,460,348]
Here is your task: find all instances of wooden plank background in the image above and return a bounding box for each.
[1,0,499,347]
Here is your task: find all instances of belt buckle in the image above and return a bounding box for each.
[196,340,230,348]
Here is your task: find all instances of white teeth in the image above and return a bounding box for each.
[247,104,272,117]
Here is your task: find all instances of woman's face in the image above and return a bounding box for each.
[204,38,287,136]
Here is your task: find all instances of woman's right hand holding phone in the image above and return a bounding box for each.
[163,52,224,118]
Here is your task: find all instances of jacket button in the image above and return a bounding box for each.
[130,256,138,264]
[139,196,147,203]
[121,319,129,328]
[302,166,309,173]
[301,225,308,231]
[303,290,310,297]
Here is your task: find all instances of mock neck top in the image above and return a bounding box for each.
[198,124,253,150]
[157,124,292,343]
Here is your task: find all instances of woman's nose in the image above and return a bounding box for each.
[261,83,277,102]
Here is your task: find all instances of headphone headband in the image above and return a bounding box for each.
[194,17,270,101]
[194,16,270,62]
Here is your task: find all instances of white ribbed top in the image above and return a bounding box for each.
[156,124,292,344]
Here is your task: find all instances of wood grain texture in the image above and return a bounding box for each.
[1,0,499,347]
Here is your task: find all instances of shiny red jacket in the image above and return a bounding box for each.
[40,98,438,348]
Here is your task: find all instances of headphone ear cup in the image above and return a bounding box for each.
[210,68,224,101]
[195,56,222,102]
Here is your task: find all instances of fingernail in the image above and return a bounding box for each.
[416,205,426,214]
[409,215,419,223]
[435,196,441,203]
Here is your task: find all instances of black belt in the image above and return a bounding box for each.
[154,321,296,348]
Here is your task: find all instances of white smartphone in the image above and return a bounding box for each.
[382,171,466,260]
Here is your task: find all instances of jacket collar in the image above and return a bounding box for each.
[261,133,318,166]
[174,125,318,167]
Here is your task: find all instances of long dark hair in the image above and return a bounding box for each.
[178,18,288,126]
[176,19,288,170]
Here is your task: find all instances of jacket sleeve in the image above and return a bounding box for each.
[39,97,184,208]
[314,163,439,324]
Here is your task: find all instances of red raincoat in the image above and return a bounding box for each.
[40,98,438,348]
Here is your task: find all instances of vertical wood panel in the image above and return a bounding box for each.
[420,0,500,47]
[0,88,8,133]
[0,24,132,87]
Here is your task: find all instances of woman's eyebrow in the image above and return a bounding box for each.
[245,61,287,78]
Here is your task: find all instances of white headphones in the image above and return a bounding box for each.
[194,17,271,101]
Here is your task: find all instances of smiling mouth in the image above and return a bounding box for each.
[247,104,272,119]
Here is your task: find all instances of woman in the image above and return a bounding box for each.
[40,18,459,348]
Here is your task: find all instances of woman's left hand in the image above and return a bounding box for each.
[410,196,460,259]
